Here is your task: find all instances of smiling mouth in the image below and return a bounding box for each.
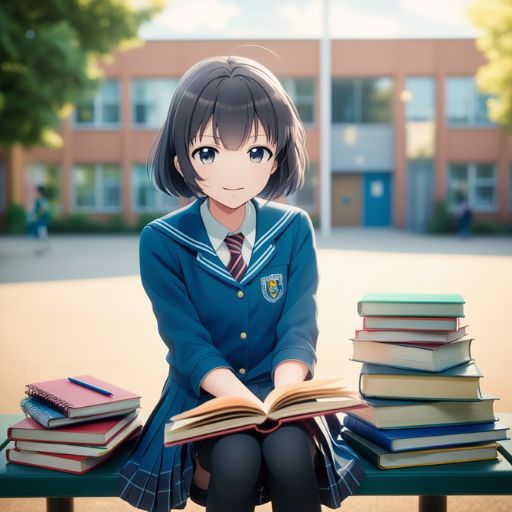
[223,187,244,191]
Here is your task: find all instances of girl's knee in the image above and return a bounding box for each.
[261,425,317,481]
[209,433,262,481]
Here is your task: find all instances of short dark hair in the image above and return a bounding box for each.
[148,55,307,199]
[36,185,46,196]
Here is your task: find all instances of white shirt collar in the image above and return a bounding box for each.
[200,199,256,252]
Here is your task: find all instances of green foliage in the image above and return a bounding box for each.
[471,220,512,235]
[137,212,165,232]
[0,0,163,147]
[5,203,27,233]
[468,0,512,129]
[49,213,140,233]
[426,200,457,234]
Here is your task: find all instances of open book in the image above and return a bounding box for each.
[164,378,366,447]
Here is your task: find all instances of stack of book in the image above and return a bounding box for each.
[341,292,509,469]
[6,375,143,474]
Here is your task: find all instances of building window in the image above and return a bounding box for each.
[446,77,494,127]
[289,162,317,210]
[447,163,497,212]
[281,78,315,125]
[24,162,61,215]
[74,80,121,128]
[332,77,393,123]
[132,79,178,129]
[132,164,179,213]
[405,77,435,121]
[72,164,121,211]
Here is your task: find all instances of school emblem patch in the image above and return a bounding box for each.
[261,273,284,303]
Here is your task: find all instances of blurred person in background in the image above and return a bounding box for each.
[456,199,473,238]
[28,185,51,255]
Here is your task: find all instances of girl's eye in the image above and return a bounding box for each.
[248,146,273,163]
[192,147,218,164]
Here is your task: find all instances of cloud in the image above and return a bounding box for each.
[274,2,321,37]
[400,0,475,27]
[139,0,241,38]
[330,1,402,38]
[274,0,402,38]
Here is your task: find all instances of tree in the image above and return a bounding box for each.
[468,0,512,130]
[0,1,162,148]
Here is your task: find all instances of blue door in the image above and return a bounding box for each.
[363,173,392,226]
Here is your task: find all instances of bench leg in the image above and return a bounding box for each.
[419,495,447,512]
[46,497,74,512]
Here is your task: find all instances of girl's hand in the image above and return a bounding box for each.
[273,361,309,389]
[200,367,264,408]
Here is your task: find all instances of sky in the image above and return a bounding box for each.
[138,0,479,40]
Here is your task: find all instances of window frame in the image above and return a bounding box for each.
[72,163,122,212]
[446,162,498,213]
[131,78,178,130]
[280,77,316,128]
[445,76,495,129]
[73,79,121,129]
[332,76,393,124]
[131,163,179,213]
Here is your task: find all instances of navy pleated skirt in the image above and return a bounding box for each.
[117,375,366,511]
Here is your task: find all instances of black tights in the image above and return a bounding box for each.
[196,423,322,512]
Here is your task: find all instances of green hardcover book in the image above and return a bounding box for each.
[357,293,465,317]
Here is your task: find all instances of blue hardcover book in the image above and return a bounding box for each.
[343,415,509,452]
[359,361,482,400]
[20,398,138,428]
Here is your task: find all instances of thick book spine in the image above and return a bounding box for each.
[343,415,394,451]
[25,385,72,416]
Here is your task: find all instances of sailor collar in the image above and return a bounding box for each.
[148,197,300,287]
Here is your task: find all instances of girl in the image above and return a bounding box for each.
[117,55,365,512]
[28,185,50,255]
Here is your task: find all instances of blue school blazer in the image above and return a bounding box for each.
[141,196,318,396]
[117,197,365,512]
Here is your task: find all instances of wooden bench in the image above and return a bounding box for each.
[1,413,511,512]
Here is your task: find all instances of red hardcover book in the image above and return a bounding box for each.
[354,325,468,344]
[363,316,459,331]
[6,428,140,475]
[8,411,139,445]
[14,418,143,457]
[24,375,141,418]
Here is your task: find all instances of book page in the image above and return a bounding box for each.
[169,408,266,432]
[171,395,263,421]
[268,397,362,421]
[263,378,354,414]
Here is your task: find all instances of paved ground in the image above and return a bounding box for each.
[1,229,512,284]
[1,229,511,512]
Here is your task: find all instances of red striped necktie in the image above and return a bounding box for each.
[224,232,247,281]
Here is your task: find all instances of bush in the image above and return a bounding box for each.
[471,221,512,235]
[49,214,139,234]
[5,203,28,234]
[426,200,456,234]
[137,212,165,232]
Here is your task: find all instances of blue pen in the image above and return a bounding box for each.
[68,377,113,396]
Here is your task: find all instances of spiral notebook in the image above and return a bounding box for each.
[25,375,141,418]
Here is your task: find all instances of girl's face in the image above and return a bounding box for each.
[175,118,278,209]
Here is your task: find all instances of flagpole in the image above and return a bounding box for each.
[320,0,332,236]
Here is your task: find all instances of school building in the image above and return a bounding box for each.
[1,38,511,231]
